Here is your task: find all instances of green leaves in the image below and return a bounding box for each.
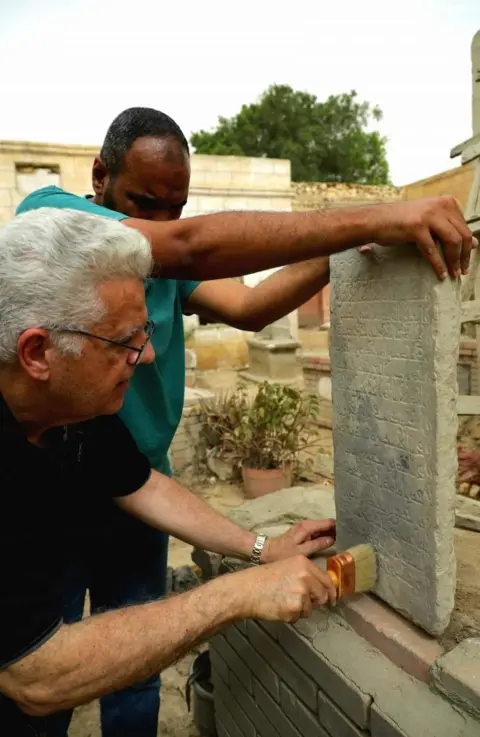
[197,382,321,472]
[191,85,389,185]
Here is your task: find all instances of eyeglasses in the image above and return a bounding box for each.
[54,320,155,366]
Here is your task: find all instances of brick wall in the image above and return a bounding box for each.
[211,621,370,737]
[292,182,402,212]
[169,388,214,475]
[210,614,480,737]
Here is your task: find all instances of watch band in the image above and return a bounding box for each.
[250,533,268,565]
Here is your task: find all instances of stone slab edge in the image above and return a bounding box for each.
[455,496,480,532]
[226,485,336,531]
[338,594,444,681]
[430,638,480,721]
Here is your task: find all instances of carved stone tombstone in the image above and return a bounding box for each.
[330,246,460,635]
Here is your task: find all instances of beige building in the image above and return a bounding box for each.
[0,141,292,227]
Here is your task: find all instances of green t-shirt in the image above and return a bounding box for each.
[16,186,200,474]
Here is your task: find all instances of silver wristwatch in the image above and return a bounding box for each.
[250,533,268,565]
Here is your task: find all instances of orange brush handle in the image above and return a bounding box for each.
[328,570,339,588]
[326,552,355,600]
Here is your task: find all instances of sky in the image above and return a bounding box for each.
[0,0,478,186]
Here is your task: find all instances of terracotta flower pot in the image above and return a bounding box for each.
[241,464,293,498]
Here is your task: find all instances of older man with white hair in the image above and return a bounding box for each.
[0,208,337,736]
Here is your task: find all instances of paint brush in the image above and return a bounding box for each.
[326,544,377,601]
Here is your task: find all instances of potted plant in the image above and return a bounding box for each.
[199,382,320,497]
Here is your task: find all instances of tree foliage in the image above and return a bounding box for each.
[191,85,389,184]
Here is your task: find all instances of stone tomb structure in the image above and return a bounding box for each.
[206,243,480,736]
[241,316,302,386]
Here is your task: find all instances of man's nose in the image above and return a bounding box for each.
[139,341,155,365]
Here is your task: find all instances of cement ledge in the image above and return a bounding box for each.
[338,594,444,682]
[430,638,480,720]
[245,337,301,352]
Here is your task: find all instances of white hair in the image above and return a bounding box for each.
[0,207,153,364]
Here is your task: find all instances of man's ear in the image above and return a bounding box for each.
[17,329,52,381]
[92,156,108,196]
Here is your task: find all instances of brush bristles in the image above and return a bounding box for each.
[348,544,377,593]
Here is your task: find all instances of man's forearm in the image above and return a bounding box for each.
[116,472,256,560]
[1,573,247,716]
[238,257,330,331]
[127,206,377,280]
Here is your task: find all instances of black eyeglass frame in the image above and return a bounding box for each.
[50,320,155,366]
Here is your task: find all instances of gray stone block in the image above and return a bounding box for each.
[430,638,480,720]
[318,693,368,737]
[370,704,409,737]
[280,683,329,737]
[213,670,256,737]
[330,246,460,635]
[244,334,302,385]
[253,679,303,737]
[278,624,371,729]
[455,496,480,532]
[246,620,318,710]
[210,634,252,693]
[229,670,281,737]
[225,625,280,700]
[227,486,335,532]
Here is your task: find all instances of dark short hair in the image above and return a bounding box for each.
[100,107,189,175]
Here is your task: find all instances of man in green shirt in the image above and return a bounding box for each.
[17,107,476,737]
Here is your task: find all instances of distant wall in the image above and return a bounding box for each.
[292,181,402,329]
[403,163,475,209]
[0,141,292,226]
[292,181,402,212]
[292,168,475,330]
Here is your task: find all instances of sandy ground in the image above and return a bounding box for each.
[442,528,480,650]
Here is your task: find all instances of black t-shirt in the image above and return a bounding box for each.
[0,394,151,670]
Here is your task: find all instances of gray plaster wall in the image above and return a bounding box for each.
[329,245,460,635]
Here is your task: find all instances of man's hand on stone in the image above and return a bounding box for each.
[372,195,478,280]
[260,519,336,564]
[238,554,337,622]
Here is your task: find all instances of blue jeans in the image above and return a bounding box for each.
[24,508,169,737]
